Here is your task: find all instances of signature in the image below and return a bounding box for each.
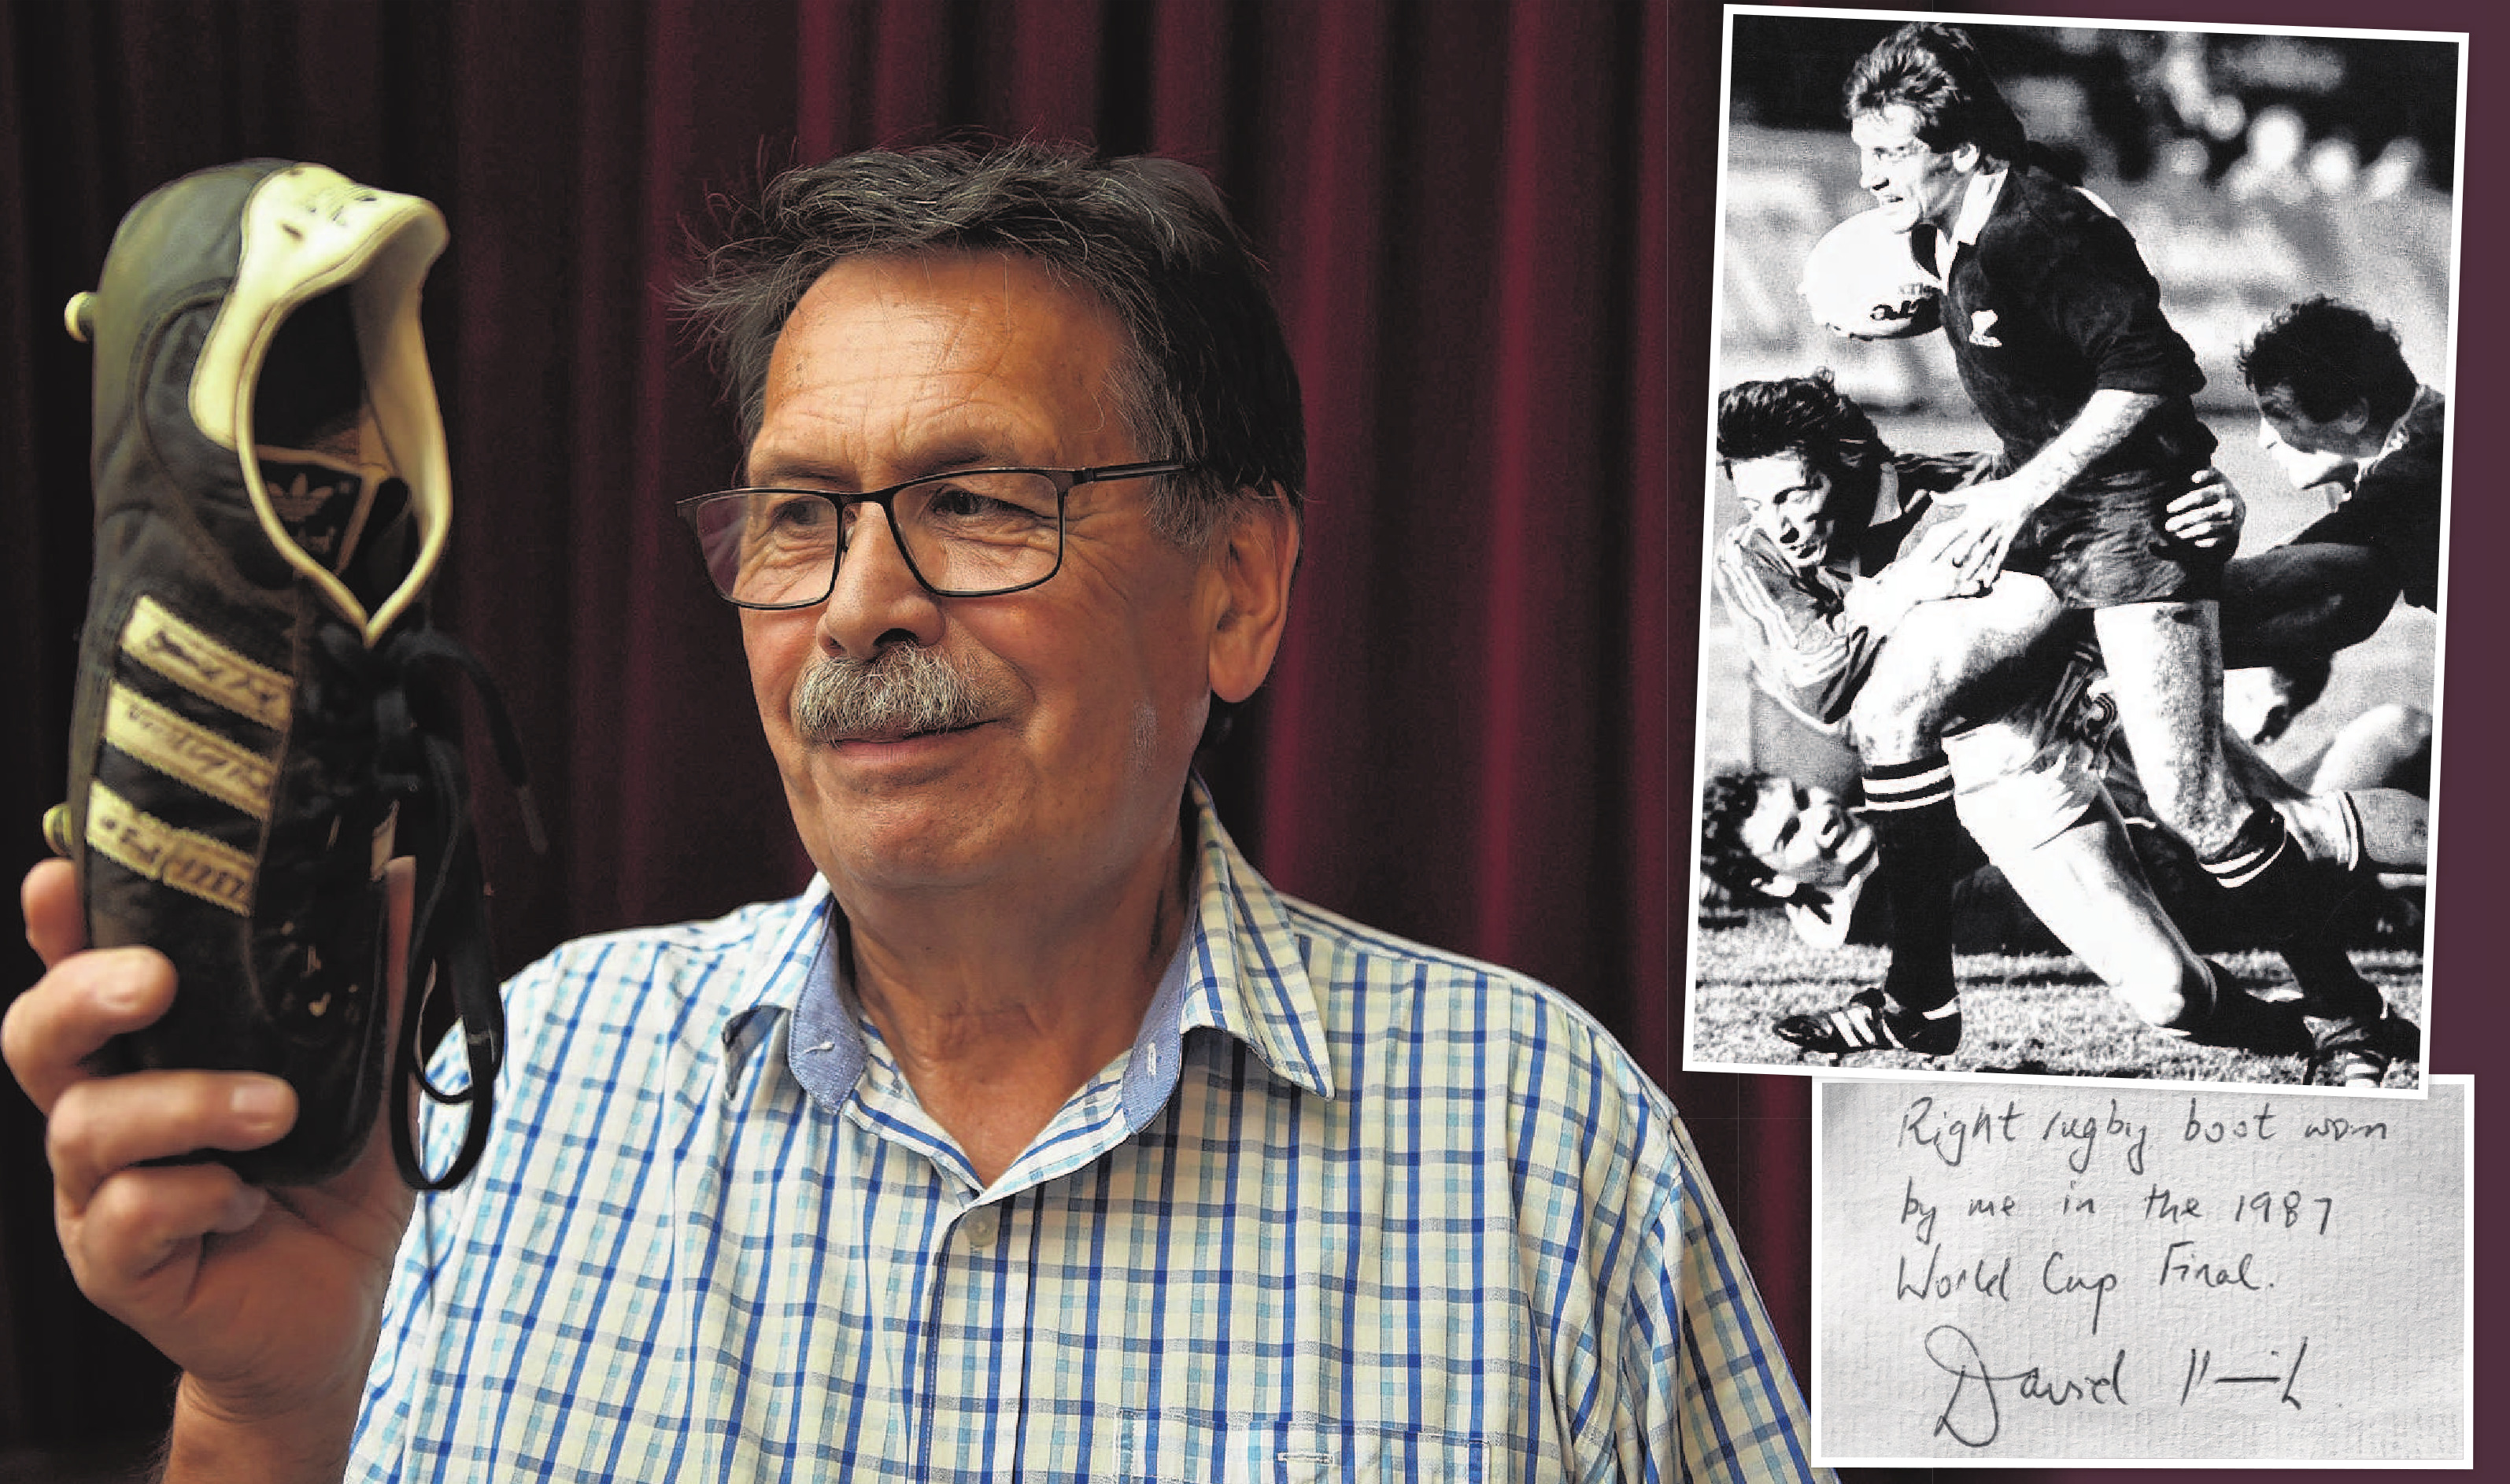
[1925,1325,2130,1448]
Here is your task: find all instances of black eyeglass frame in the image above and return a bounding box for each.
[674,460,1196,607]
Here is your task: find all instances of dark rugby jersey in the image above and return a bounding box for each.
[2290,386,2446,611]
[1943,167,2215,478]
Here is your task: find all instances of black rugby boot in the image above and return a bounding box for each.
[50,160,527,1189]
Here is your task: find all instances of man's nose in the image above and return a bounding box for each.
[1859,158,1885,192]
[817,504,944,656]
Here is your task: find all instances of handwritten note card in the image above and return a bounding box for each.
[1813,1076,2469,1466]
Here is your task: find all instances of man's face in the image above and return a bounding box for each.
[1729,451,1850,570]
[1739,778,1875,893]
[738,251,1237,903]
[2255,394,2369,490]
[2222,666,2295,746]
[1852,104,1978,234]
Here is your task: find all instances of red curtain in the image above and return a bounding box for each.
[0,0,1786,1453]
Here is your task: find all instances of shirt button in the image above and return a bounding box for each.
[963,1205,1000,1250]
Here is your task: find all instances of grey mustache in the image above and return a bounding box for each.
[795,645,996,741]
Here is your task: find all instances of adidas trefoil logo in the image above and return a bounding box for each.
[269,469,342,523]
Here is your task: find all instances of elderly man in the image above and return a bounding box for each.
[7,146,1815,1480]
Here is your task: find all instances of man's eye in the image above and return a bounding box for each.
[768,496,834,529]
[917,478,1056,530]
[926,485,1016,519]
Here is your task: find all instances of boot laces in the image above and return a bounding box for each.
[305,618,541,1191]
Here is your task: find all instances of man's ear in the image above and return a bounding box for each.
[1204,489,1300,704]
[1950,141,1983,174]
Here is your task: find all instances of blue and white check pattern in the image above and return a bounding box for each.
[351,785,1822,1481]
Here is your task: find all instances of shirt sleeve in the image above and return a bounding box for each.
[1655,1108,1832,1482]
[347,1188,466,1480]
[1893,449,2004,493]
[1713,535,1880,728]
[2338,415,2445,609]
[1989,201,2200,401]
[2286,452,2441,618]
[2288,498,2385,552]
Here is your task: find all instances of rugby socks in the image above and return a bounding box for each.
[1861,753,1961,1021]
[2200,805,2329,943]
[2203,805,2384,1025]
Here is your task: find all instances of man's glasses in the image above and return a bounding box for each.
[675,462,1193,607]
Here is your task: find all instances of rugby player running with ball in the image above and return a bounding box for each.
[1787,22,2413,1084]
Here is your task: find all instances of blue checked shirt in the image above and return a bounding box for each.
[350,784,1821,1481]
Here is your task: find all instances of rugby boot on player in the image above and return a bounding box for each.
[49,160,528,1189]
[2304,1004,2421,1089]
[1773,986,1962,1060]
[2175,960,2315,1057]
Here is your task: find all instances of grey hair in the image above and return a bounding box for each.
[678,141,1306,551]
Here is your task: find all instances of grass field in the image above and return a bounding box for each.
[1688,908,2427,1088]
[1688,405,2437,1088]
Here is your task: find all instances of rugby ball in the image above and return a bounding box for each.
[1798,209,1943,341]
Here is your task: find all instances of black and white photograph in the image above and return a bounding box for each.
[1685,9,2463,1092]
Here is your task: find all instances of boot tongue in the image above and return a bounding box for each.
[253,434,383,577]
[253,286,393,589]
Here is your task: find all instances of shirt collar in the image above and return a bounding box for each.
[714,878,836,1089]
[719,777,1339,1115]
[1948,165,2009,252]
[2358,383,2441,481]
[1869,460,1909,529]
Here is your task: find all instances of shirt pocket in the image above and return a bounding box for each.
[1119,1411,1486,1483]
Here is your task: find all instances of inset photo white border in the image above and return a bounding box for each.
[1684,7,2464,1097]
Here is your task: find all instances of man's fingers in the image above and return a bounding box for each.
[1954,530,2004,586]
[66,1160,268,1305]
[46,1070,296,1208]
[1908,520,1972,568]
[24,858,86,967]
[2,947,177,1115]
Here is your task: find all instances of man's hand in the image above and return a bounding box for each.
[1914,387,2168,588]
[3,858,416,1482]
[1913,474,2045,590]
[2163,466,2244,552]
[1842,545,1985,635]
[1928,475,2041,586]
